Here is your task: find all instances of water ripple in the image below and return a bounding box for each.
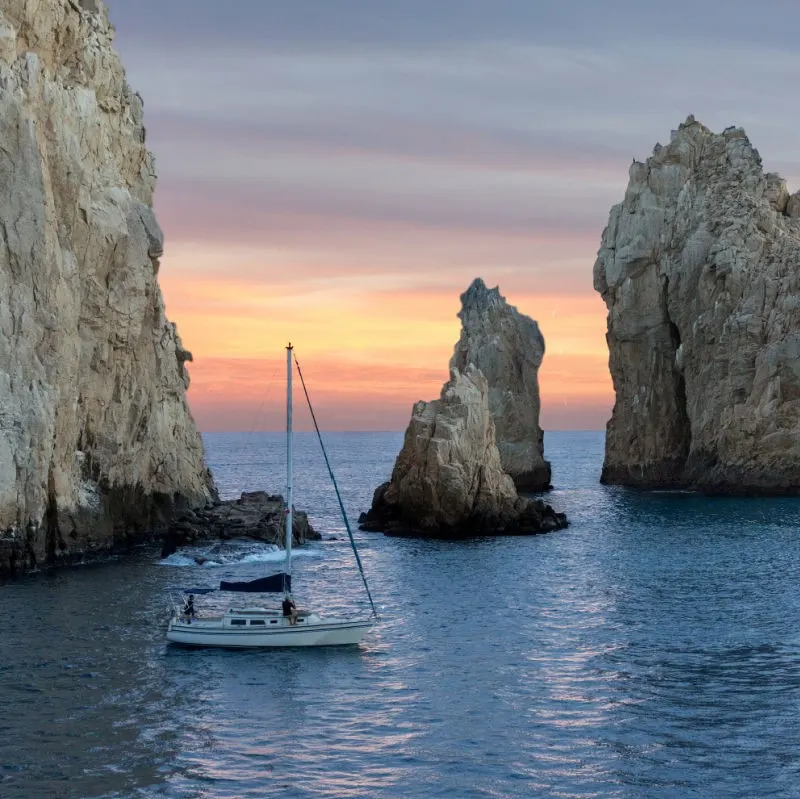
[1,433,800,797]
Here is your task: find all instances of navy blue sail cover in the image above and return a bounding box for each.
[219,574,290,593]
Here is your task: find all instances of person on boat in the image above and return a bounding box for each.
[282,595,298,625]
[183,594,196,621]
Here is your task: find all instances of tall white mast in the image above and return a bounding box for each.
[285,343,293,586]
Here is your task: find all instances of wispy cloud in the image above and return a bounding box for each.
[108,0,800,55]
[103,0,800,430]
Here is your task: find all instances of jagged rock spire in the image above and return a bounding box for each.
[451,278,551,490]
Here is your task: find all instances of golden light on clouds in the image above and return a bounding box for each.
[160,245,612,432]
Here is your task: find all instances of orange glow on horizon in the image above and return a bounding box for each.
[160,248,613,431]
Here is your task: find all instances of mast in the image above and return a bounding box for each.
[285,342,293,588]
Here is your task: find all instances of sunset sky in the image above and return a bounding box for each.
[107,0,800,432]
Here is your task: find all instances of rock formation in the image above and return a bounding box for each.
[161,492,320,560]
[360,361,566,537]
[595,116,800,493]
[0,0,215,577]
[451,278,551,489]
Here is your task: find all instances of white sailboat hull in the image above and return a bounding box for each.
[166,610,372,648]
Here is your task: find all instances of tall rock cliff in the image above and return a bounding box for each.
[594,116,800,493]
[451,278,551,490]
[0,0,215,575]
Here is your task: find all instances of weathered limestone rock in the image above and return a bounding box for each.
[786,191,800,220]
[0,0,216,577]
[161,492,321,560]
[360,364,566,537]
[451,278,551,490]
[595,116,800,493]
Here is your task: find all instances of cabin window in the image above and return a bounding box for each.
[231,619,246,626]
[270,620,278,624]
[250,620,265,626]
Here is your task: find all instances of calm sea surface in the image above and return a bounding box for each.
[2,431,800,798]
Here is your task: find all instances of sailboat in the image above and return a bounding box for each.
[165,344,377,648]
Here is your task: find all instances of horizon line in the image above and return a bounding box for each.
[199,428,607,434]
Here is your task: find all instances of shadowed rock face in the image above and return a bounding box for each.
[451,278,551,490]
[360,364,566,537]
[161,492,321,561]
[0,0,215,577]
[595,116,800,493]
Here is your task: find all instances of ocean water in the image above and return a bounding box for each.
[2,431,800,798]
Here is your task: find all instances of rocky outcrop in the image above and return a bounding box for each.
[0,0,215,577]
[359,364,567,537]
[451,278,551,490]
[161,492,320,560]
[594,116,800,493]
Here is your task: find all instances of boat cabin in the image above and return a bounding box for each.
[224,607,311,627]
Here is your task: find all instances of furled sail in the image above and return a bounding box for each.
[219,574,290,593]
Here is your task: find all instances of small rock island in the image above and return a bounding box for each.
[595,116,800,493]
[361,279,567,537]
[162,491,320,560]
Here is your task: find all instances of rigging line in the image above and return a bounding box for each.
[293,352,379,620]
[248,365,282,435]
[247,378,271,435]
